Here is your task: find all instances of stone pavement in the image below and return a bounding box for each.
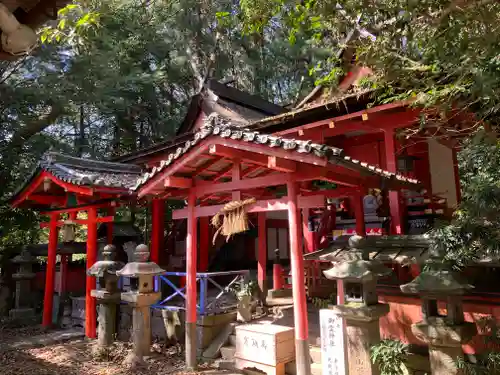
[0,327,84,352]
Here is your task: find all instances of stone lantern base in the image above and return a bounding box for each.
[411,317,477,375]
[330,303,389,375]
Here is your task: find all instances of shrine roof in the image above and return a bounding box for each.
[132,113,419,194]
[33,152,142,188]
[9,152,143,208]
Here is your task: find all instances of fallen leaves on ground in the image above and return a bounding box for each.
[0,340,210,375]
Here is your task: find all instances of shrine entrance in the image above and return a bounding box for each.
[134,114,419,375]
[8,152,142,338]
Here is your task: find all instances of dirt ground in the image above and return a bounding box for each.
[0,340,217,375]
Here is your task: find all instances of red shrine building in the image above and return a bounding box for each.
[9,74,493,362]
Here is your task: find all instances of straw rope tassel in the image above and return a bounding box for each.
[211,198,256,244]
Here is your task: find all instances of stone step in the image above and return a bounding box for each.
[220,346,236,360]
[214,358,237,370]
[202,323,237,359]
[309,345,321,364]
[311,363,322,375]
[228,334,237,346]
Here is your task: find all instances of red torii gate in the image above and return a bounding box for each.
[9,152,142,338]
[134,114,419,375]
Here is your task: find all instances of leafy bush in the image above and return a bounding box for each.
[457,317,500,375]
[371,339,410,375]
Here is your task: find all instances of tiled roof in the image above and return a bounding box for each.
[12,152,143,200]
[132,113,419,191]
[41,152,143,189]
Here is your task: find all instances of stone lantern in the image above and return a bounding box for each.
[116,244,165,367]
[323,235,391,375]
[9,248,36,320]
[400,267,477,375]
[87,244,124,356]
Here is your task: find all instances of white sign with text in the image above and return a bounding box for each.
[320,309,347,375]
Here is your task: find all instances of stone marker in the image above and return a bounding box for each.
[87,244,124,357]
[117,244,165,367]
[323,235,391,375]
[9,248,36,320]
[320,309,346,375]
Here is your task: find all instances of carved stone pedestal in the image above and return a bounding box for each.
[87,244,124,357]
[117,244,164,367]
[331,303,390,375]
[411,318,477,375]
[9,249,36,320]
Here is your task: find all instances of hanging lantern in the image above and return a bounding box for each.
[43,178,51,192]
[62,220,76,242]
[397,153,419,172]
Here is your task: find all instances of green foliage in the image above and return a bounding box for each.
[311,294,335,309]
[40,3,100,45]
[429,132,500,268]
[371,339,410,375]
[238,0,500,128]
[230,279,258,300]
[457,317,500,375]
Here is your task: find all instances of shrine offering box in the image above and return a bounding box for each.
[235,324,295,366]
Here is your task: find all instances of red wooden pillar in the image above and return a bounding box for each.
[354,191,366,236]
[185,191,198,370]
[199,217,210,272]
[287,178,311,375]
[257,212,267,295]
[42,213,59,328]
[384,130,404,234]
[107,206,115,244]
[151,199,165,264]
[85,206,98,338]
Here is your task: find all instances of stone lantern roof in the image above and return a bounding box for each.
[400,269,472,296]
[323,259,392,282]
[87,245,124,277]
[11,248,36,264]
[116,244,165,277]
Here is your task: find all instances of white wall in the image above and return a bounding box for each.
[428,138,458,208]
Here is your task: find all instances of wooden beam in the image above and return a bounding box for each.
[212,138,326,167]
[276,101,414,136]
[138,139,210,197]
[29,194,66,206]
[301,187,359,198]
[232,161,241,201]
[164,176,193,189]
[268,156,296,172]
[294,164,363,187]
[209,144,297,172]
[192,156,223,177]
[193,173,286,196]
[40,216,115,228]
[172,194,325,219]
[40,201,114,215]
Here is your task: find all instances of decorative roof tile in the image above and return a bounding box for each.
[132,113,419,192]
[11,152,143,202]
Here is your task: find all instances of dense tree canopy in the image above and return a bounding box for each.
[0,0,322,253]
[239,0,500,129]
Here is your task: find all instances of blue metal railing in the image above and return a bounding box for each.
[152,270,249,315]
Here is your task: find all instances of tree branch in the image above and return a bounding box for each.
[9,105,65,148]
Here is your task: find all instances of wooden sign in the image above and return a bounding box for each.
[320,309,347,375]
